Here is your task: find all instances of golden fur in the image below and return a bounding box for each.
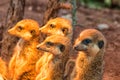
[8,19,43,80]
[36,35,72,80]
[0,58,7,80]
[68,29,106,80]
[39,17,73,40]
[73,29,106,80]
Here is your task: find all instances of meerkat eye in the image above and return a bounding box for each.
[58,44,65,52]
[30,30,36,35]
[98,40,104,49]
[82,39,92,45]
[46,42,54,47]
[17,26,23,31]
[50,24,55,28]
[62,28,68,35]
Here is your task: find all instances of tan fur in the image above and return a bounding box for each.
[8,19,43,80]
[71,29,107,80]
[36,35,72,80]
[0,58,7,80]
[39,17,73,40]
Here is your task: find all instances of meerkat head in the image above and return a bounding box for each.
[36,35,71,56]
[74,29,106,57]
[8,19,40,41]
[39,17,73,39]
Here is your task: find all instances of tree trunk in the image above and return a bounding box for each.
[43,0,72,25]
[43,0,60,25]
[1,0,25,62]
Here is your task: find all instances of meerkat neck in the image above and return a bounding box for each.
[17,36,40,61]
[74,52,90,80]
[85,50,104,80]
[75,50,104,80]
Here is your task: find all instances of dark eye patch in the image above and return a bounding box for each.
[82,39,92,45]
[98,40,104,49]
[30,30,36,35]
[62,28,68,35]
[17,26,23,31]
[50,24,55,28]
[58,44,65,52]
[46,41,54,47]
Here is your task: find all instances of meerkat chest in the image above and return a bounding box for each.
[76,53,89,69]
[37,53,54,79]
[21,41,38,56]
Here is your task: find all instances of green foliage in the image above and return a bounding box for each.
[104,0,112,7]
[78,0,112,9]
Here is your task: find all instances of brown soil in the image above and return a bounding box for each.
[0,0,120,80]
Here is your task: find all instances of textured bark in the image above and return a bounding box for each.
[1,0,25,62]
[43,0,60,25]
[43,0,72,25]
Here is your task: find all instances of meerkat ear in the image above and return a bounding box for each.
[98,40,104,49]
[62,28,68,35]
[58,44,65,52]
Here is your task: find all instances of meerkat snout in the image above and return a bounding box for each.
[73,38,92,51]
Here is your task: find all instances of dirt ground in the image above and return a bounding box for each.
[0,0,120,80]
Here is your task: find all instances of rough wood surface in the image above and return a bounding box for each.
[43,0,60,25]
[43,0,72,25]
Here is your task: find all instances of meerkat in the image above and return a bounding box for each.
[69,29,106,80]
[8,19,43,80]
[0,58,7,80]
[39,17,73,40]
[36,35,72,80]
[35,17,73,80]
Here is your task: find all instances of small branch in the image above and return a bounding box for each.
[71,0,77,27]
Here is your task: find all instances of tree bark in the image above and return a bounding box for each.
[43,0,72,25]
[43,0,60,25]
[1,0,25,62]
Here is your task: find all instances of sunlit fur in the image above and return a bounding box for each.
[36,35,72,80]
[39,17,73,40]
[0,58,7,80]
[71,29,106,80]
[8,19,43,80]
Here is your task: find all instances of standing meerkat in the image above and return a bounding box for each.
[8,19,43,80]
[36,35,72,80]
[70,29,107,80]
[0,58,7,80]
[39,17,73,40]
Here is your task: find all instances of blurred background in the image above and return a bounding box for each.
[0,0,120,80]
